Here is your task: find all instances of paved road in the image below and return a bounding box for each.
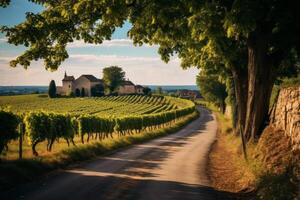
[2,106,228,200]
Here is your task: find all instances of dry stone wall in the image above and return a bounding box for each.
[270,86,300,151]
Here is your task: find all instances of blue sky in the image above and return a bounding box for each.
[0,0,198,86]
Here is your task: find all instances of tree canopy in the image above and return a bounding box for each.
[102,66,125,94]
[1,0,300,141]
[143,87,151,95]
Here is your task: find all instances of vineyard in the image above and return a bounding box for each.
[0,94,196,159]
[0,94,181,116]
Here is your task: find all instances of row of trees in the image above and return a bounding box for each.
[0,103,195,156]
[1,0,299,142]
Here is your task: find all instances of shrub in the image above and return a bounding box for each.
[48,80,57,98]
[0,110,19,154]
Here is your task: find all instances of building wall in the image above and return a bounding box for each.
[118,85,136,95]
[136,88,144,94]
[73,77,92,97]
[56,86,63,95]
[62,80,73,95]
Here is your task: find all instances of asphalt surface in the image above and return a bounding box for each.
[2,106,230,200]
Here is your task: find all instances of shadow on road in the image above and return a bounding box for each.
[1,171,236,200]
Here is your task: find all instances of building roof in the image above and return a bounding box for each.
[122,80,135,86]
[80,75,103,82]
[178,90,202,98]
[62,76,75,81]
[135,85,144,89]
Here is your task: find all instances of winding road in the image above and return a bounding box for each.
[2,106,230,200]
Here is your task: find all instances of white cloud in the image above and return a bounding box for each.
[0,53,197,86]
[0,56,16,64]
[69,54,162,63]
[67,39,157,48]
[0,38,8,43]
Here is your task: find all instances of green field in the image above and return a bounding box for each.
[0,94,187,116]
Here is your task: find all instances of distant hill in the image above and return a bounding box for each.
[0,86,48,95]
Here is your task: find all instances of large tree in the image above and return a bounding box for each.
[102,66,125,94]
[1,0,300,141]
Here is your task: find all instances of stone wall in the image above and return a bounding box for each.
[270,86,300,151]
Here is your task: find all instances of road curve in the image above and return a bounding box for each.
[2,106,228,200]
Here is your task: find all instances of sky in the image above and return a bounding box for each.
[0,1,199,86]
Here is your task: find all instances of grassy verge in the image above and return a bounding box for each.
[197,100,299,200]
[0,111,199,191]
[196,101,256,193]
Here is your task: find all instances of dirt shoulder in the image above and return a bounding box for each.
[207,113,257,199]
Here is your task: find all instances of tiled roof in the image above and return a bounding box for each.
[62,76,75,81]
[135,85,144,89]
[122,80,135,86]
[80,75,103,82]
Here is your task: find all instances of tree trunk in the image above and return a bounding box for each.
[231,66,248,135]
[244,32,275,141]
[32,140,40,156]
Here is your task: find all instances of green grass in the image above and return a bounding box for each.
[0,111,199,191]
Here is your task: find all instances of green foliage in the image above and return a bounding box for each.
[76,100,195,142]
[78,115,115,139]
[196,74,227,112]
[143,87,151,95]
[48,80,56,98]
[0,0,246,72]
[102,66,125,94]
[279,75,300,88]
[91,84,104,97]
[257,166,300,200]
[0,0,10,7]
[0,109,19,154]
[24,112,76,155]
[270,75,300,109]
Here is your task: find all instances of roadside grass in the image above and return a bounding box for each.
[196,100,299,200]
[196,100,257,193]
[0,111,199,191]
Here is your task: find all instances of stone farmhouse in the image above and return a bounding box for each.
[118,80,145,95]
[57,72,145,97]
[56,72,104,97]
